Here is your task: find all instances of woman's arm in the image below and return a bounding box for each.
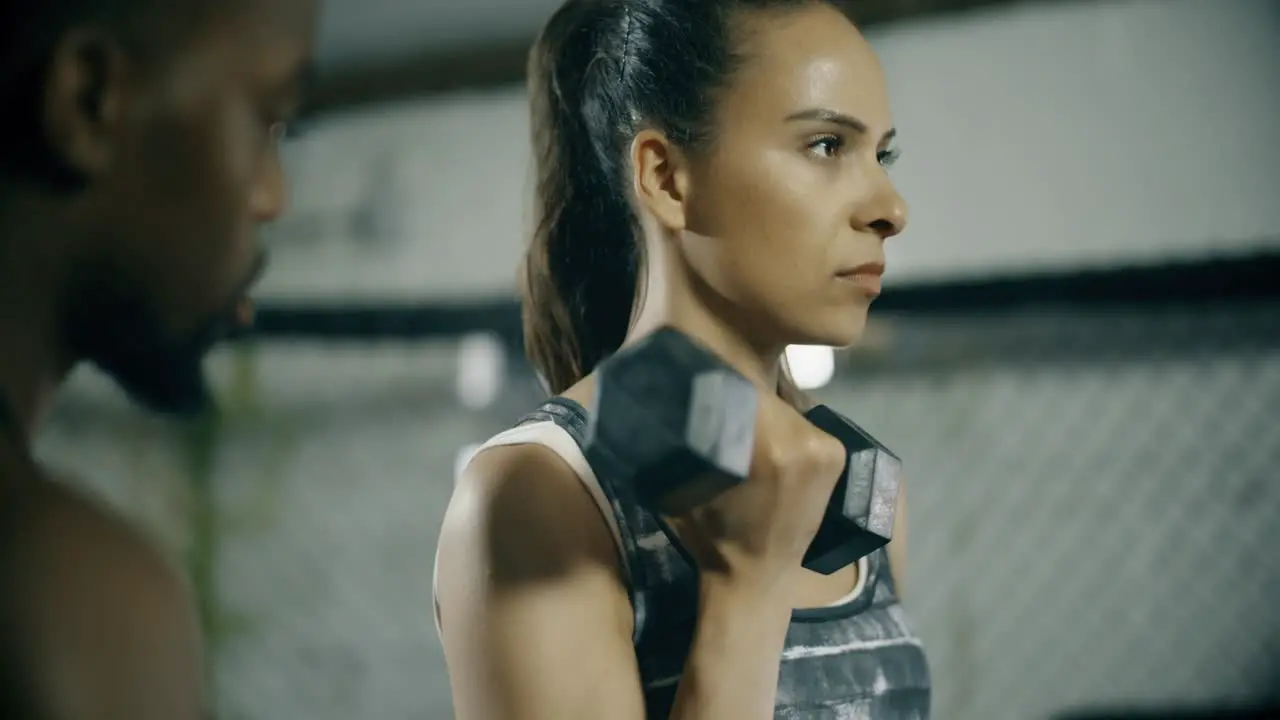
[434,444,794,720]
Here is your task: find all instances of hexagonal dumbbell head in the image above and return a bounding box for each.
[801,404,902,575]
[584,327,760,516]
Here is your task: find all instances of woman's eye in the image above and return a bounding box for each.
[807,134,844,158]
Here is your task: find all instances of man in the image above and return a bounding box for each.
[0,0,318,716]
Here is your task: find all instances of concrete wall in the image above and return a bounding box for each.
[261,0,1280,301]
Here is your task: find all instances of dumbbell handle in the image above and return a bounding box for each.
[801,404,901,575]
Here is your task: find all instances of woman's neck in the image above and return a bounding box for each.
[625,248,785,393]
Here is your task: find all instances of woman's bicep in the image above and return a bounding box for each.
[435,446,646,720]
[439,558,646,720]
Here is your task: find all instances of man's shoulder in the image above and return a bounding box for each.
[1,471,191,607]
[2,472,158,563]
[0,473,203,718]
[0,473,190,632]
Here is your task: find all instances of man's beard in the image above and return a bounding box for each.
[66,268,257,418]
[72,300,236,417]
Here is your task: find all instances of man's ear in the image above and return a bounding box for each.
[39,29,130,181]
[630,128,692,233]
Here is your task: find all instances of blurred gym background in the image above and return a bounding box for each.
[32,0,1280,718]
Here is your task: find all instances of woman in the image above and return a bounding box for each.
[434,0,929,717]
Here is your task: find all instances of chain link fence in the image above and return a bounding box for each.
[33,300,1280,720]
[820,302,1280,719]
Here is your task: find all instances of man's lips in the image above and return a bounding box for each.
[229,253,267,328]
[234,297,255,326]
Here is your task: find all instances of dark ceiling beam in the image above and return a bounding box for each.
[307,0,1036,114]
[239,250,1280,343]
[839,0,1025,26]
[307,41,533,114]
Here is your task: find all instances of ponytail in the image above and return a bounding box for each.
[520,0,833,398]
[520,6,641,394]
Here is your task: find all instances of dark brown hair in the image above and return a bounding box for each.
[521,0,835,395]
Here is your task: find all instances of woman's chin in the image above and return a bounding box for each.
[795,314,867,350]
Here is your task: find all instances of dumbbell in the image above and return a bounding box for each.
[800,404,900,574]
[582,326,900,574]
[583,327,759,514]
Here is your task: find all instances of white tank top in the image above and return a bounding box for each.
[434,398,929,718]
[432,420,868,637]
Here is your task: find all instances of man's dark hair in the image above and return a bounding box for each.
[0,0,209,185]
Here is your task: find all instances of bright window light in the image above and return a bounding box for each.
[785,345,835,390]
[456,333,505,408]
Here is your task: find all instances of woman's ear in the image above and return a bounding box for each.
[630,129,691,233]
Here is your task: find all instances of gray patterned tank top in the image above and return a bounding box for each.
[520,398,932,719]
